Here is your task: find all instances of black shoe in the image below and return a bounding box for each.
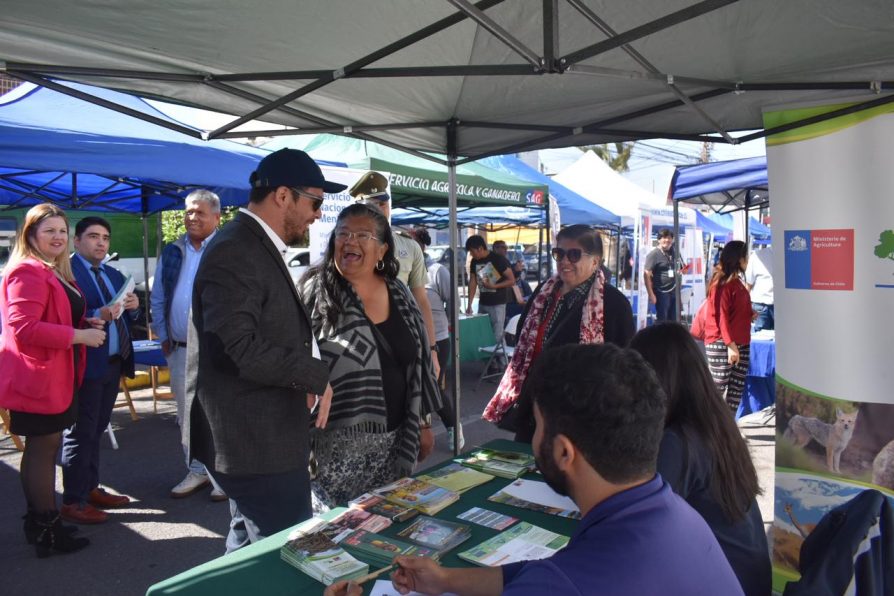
[23,511,79,544]
[31,511,90,558]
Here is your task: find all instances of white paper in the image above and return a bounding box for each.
[369,579,457,596]
[108,274,135,319]
[500,479,579,513]
[478,540,555,567]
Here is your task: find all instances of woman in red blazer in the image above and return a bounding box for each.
[0,203,105,557]
[703,240,754,413]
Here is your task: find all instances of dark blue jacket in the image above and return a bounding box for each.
[71,256,136,380]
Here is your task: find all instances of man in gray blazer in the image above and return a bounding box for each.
[187,149,342,552]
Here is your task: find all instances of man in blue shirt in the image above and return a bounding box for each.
[61,216,139,524]
[327,344,744,596]
[150,190,225,501]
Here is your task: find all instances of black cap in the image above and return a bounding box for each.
[348,171,390,202]
[249,149,347,194]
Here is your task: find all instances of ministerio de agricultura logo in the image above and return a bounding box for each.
[875,229,894,287]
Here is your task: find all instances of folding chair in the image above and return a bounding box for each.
[476,314,520,389]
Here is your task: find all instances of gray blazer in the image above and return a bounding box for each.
[186,212,329,475]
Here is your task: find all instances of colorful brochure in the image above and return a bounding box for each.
[457,522,569,567]
[487,479,581,519]
[417,463,495,493]
[456,507,519,531]
[373,477,459,516]
[395,516,472,554]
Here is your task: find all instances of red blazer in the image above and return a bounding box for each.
[0,258,86,414]
[704,277,752,347]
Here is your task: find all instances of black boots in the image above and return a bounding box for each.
[23,511,89,557]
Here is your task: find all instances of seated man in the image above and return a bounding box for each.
[326,343,744,596]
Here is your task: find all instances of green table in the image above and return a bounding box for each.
[146,439,577,596]
[457,314,496,363]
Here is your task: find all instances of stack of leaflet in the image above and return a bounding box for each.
[280,529,369,586]
[349,492,419,523]
[373,477,459,515]
[460,448,535,480]
[341,529,439,567]
[457,522,569,567]
[417,463,494,493]
[395,516,472,556]
[319,508,392,544]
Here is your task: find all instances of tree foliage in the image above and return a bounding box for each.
[579,142,635,172]
[874,229,894,261]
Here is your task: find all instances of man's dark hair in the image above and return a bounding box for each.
[657,228,674,239]
[556,224,603,257]
[493,240,507,250]
[465,235,487,251]
[75,216,112,238]
[523,343,667,484]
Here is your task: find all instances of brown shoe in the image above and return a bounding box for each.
[60,503,108,525]
[88,487,131,509]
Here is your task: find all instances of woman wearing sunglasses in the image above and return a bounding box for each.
[483,224,633,441]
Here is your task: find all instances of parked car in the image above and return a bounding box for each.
[285,247,310,284]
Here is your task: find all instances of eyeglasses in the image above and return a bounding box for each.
[334,230,381,244]
[290,188,324,212]
[551,247,591,263]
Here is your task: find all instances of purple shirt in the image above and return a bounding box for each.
[501,475,744,596]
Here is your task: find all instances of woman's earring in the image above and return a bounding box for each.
[376,260,385,271]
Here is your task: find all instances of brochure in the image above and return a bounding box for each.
[341,529,439,568]
[476,261,501,286]
[373,477,459,516]
[457,521,569,567]
[395,516,472,554]
[417,463,494,493]
[349,492,419,523]
[456,507,519,531]
[320,508,392,544]
[108,273,134,319]
[487,479,581,519]
[280,529,369,586]
[459,448,534,480]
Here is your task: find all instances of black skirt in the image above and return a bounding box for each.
[9,391,79,437]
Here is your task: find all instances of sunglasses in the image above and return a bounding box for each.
[551,247,591,263]
[291,188,324,212]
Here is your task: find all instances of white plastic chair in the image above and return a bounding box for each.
[476,314,521,388]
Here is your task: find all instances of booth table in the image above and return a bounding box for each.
[737,333,776,418]
[146,439,577,596]
[457,314,497,362]
[133,339,165,367]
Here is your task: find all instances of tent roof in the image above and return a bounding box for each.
[264,134,547,208]
[477,154,619,227]
[2,2,892,160]
[0,82,343,213]
[554,151,667,220]
[670,156,768,212]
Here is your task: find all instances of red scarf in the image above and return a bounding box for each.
[482,271,605,423]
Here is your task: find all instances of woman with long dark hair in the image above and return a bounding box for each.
[0,203,106,557]
[298,204,441,509]
[703,240,753,412]
[630,322,770,596]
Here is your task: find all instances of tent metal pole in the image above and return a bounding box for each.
[673,200,681,322]
[140,191,151,327]
[615,226,622,287]
[447,119,462,457]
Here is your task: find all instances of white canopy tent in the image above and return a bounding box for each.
[3,0,893,453]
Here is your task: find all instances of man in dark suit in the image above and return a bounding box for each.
[61,216,138,524]
[187,149,341,552]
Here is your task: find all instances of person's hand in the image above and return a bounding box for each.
[648,293,657,305]
[123,292,139,311]
[391,556,451,595]
[417,427,434,462]
[85,317,105,330]
[161,339,172,356]
[751,309,759,322]
[480,278,494,290]
[75,328,106,348]
[727,344,740,365]
[100,303,123,321]
[464,305,472,315]
[308,383,333,429]
[323,580,363,596]
[430,350,440,380]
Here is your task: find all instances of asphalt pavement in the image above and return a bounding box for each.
[0,363,775,596]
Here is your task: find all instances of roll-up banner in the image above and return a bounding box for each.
[766,100,894,592]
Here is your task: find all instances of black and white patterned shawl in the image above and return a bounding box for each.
[299,274,442,476]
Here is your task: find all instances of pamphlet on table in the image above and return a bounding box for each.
[417,463,495,493]
[349,492,419,522]
[487,479,580,519]
[373,477,459,515]
[395,516,472,554]
[341,529,439,567]
[459,448,535,479]
[456,507,518,531]
[280,524,369,586]
[457,521,569,567]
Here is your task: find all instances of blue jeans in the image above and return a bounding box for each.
[655,291,676,322]
[752,303,774,331]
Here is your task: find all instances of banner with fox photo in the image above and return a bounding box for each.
[766,99,894,592]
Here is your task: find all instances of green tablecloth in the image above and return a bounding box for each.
[146,439,576,596]
[457,314,496,363]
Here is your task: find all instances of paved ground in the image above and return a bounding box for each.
[0,363,775,596]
